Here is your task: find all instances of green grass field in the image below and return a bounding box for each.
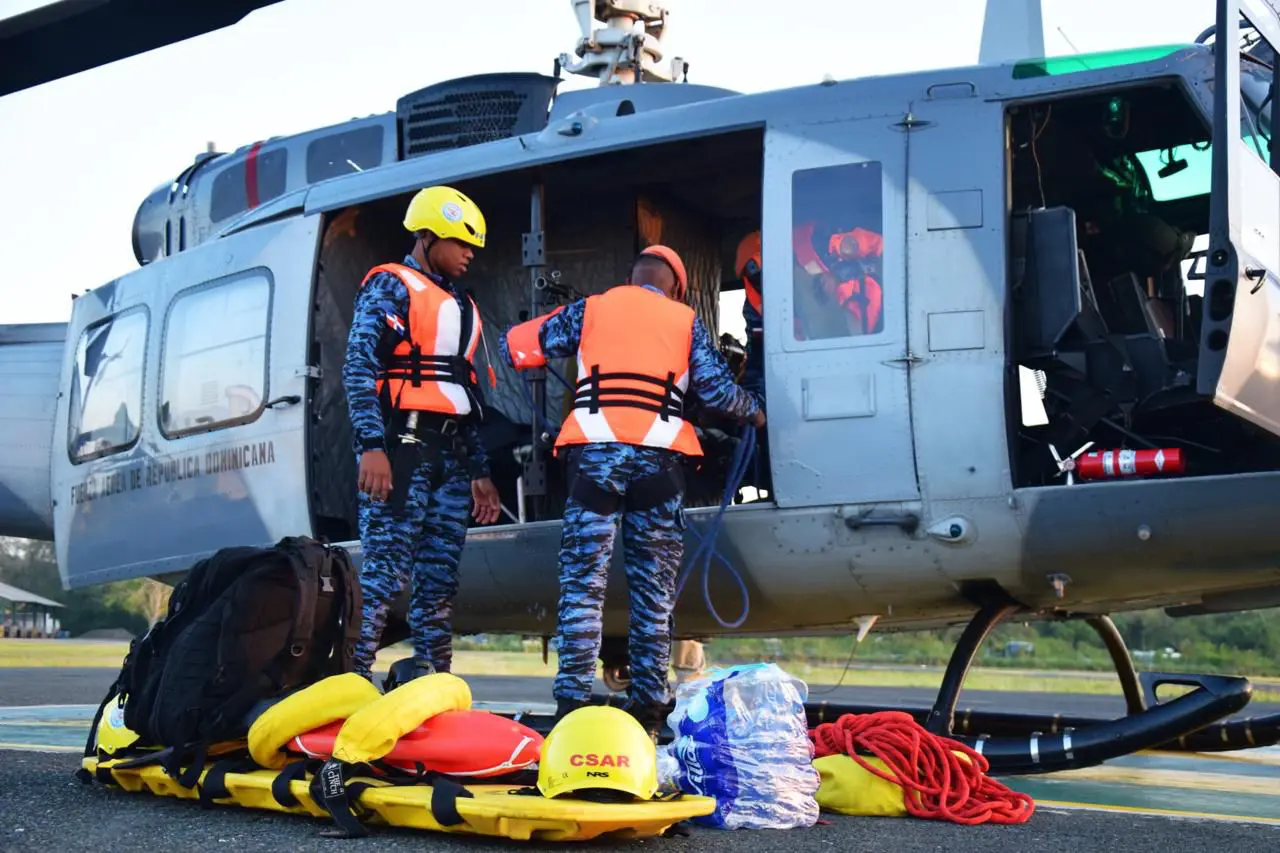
[4,638,1279,703]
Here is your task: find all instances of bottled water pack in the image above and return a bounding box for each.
[656,662,820,830]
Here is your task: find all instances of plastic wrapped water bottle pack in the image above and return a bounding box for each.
[656,662,820,830]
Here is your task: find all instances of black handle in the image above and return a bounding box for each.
[264,395,301,409]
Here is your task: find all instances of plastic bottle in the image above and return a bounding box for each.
[659,662,820,830]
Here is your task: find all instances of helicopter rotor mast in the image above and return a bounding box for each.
[558,0,687,85]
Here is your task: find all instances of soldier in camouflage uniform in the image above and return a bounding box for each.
[343,185,501,684]
[501,245,764,728]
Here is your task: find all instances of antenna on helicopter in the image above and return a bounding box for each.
[558,0,684,85]
[978,0,1045,65]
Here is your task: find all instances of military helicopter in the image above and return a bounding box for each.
[4,0,1280,773]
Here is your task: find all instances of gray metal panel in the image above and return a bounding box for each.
[904,95,1012,504]
[761,113,920,509]
[0,325,63,540]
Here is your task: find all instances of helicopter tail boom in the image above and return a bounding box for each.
[0,322,64,541]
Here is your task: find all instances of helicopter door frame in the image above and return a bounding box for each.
[761,114,921,509]
[1198,0,1280,437]
[53,212,322,589]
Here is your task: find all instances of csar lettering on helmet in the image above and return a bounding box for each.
[568,753,631,768]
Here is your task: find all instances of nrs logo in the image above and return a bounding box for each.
[569,753,631,768]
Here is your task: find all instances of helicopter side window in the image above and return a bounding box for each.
[209,146,289,225]
[158,270,271,439]
[306,125,385,184]
[790,161,886,341]
[67,307,149,465]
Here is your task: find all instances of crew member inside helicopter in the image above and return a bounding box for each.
[792,220,885,339]
[342,184,502,686]
[500,244,765,733]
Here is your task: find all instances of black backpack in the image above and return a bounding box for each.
[81,535,362,786]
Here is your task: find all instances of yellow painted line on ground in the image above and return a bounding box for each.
[1036,799,1280,825]
[1046,764,1280,797]
[0,741,81,753]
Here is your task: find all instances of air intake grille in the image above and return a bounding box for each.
[396,73,560,159]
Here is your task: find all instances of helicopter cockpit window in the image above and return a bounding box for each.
[67,307,149,465]
[306,125,385,184]
[790,161,886,341]
[1136,56,1277,202]
[158,271,271,438]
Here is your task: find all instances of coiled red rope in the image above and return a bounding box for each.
[809,711,1035,825]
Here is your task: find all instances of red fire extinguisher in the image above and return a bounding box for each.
[1075,448,1185,481]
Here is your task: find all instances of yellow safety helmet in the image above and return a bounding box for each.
[536,705,659,801]
[95,697,140,755]
[403,185,487,248]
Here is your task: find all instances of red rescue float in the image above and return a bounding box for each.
[288,710,543,778]
[1075,448,1185,481]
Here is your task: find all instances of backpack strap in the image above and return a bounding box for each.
[334,546,362,674]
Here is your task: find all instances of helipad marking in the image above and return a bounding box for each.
[1036,799,1280,826]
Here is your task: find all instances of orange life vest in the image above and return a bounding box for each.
[362,262,483,417]
[793,221,884,335]
[505,306,566,370]
[553,285,703,458]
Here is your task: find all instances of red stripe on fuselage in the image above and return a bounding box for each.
[245,141,263,209]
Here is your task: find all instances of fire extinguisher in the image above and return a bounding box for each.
[1051,442,1185,484]
[1076,448,1185,481]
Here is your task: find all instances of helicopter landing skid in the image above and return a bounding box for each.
[483,592,1270,776]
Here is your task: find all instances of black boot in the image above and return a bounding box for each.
[383,656,435,692]
[621,699,667,741]
[554,697,588,725]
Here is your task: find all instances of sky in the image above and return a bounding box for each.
[0,0,1220,326]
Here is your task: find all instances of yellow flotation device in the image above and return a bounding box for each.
[247,673,381,769]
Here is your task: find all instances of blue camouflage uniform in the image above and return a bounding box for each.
[342,254,490,679]
[500,286,760,715]
[741,284,765,400]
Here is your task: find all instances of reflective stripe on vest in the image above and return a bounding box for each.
[554,285,703,457]
[505,306,565,370]
[362,262,482,416]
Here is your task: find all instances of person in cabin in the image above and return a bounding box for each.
[734,230,766,402]
[342,184,502,686]
[500,245,765,731]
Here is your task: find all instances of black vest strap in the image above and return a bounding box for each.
[573,365,685,421]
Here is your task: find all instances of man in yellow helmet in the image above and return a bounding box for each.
[342,185,502,685]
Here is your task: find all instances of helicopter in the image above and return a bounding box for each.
[5,0,1280,774]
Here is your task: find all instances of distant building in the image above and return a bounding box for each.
[0,581,63,638]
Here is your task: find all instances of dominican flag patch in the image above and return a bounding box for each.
[384,312,406,336]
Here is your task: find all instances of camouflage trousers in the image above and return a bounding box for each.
[554,443,686,709]
[351,451,472,678]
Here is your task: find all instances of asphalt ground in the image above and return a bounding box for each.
[2,668,1279,852]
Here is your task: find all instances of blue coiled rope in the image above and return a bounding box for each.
[674,424,755,629]
[514,362,756,629]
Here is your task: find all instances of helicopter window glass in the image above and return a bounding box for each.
[306,125,384,184]
[790,160,885,341]
[67,308,149,465]
[209,147,289,225]
[158,271,272,438]
[1139,60,1277,201]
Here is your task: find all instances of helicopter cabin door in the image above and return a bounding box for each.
[761,116,920,509]
[53,207,322,588]
[1198,0,1280,438]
